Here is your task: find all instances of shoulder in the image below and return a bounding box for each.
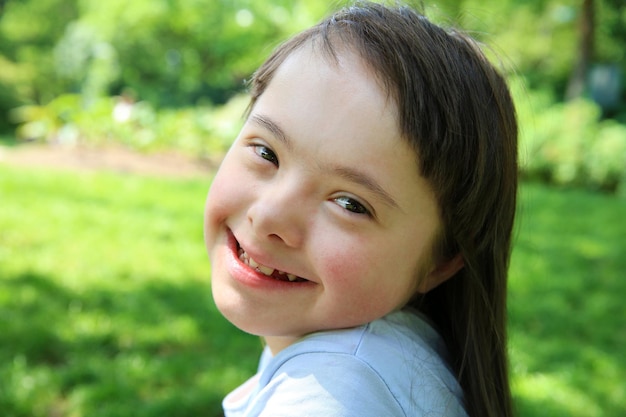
[255,310,467,417]
[254,349,403,416]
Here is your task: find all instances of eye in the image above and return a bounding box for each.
[334,196,371,216]
[253,145,279,166]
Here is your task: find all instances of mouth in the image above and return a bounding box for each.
[236,242,308,283]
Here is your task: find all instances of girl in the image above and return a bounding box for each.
[204,2,517,416]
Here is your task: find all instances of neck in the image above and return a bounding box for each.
[264,335,301,355]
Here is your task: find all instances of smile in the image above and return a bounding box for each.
[237,246,307,283]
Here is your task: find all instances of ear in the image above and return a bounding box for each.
[417,254,464,294]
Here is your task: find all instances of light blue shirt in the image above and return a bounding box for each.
[223,309,468,416]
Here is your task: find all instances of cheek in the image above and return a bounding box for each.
[322,242,367,285]
[318,234,425,315]
[320,239,403,305]
[204,163,248,238]
[205,173,232,221]
[320,252,355,291]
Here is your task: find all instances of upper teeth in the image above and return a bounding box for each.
[239,249,299,281]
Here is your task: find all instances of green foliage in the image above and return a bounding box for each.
[10,93,248,156]
[454,0,625,99]
[1,0,625,112]
[0,0,340,115]
[514,79,626,193]
[1,166,624,416]
[0,0,79,103]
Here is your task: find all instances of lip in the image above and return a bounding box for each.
[224,229,312,289]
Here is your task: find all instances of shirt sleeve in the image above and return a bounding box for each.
[244,352,406,417]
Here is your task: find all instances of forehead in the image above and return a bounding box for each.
[255,43,399,148]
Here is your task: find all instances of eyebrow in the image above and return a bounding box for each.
[332,166,400,210]
[249,114,291,150]
[249,113,400,210]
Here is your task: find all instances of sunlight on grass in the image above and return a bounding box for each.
[1,166,624,416]
[509,183,626,417]
[514,372,603,416]
[1,165,261,416]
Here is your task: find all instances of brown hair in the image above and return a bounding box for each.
[247,2,518,416]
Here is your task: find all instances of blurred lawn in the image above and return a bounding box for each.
[0,165,261,417]
[509,185,625,416]
[1,164,624,416]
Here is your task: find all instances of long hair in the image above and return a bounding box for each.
[246,2,518,416]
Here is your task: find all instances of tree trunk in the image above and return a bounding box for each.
[565,0,595,100]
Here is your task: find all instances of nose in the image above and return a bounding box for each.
[246,178,310,248]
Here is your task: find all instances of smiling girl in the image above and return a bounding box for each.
[204,2,517,416]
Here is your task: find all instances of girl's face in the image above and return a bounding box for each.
[204,45,442,353]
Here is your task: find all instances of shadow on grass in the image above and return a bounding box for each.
[0,270,259,417]
[509,184,626,417]
[0,135,20,147]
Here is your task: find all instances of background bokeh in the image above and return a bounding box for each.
[1,1,624,416]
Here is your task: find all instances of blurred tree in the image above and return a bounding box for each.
[59,0,340,107]
[0,0,625,135]
[566,0,595,100]
[0,0,341,118]
[0,0,79,131]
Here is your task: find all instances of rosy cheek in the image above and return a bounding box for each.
[320,243,400,326]
[320,241,371,291]
[322,253,353,286]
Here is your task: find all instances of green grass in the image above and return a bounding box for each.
[0,165,261,417]
[1,165,624,416]
[509,185,626,416]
